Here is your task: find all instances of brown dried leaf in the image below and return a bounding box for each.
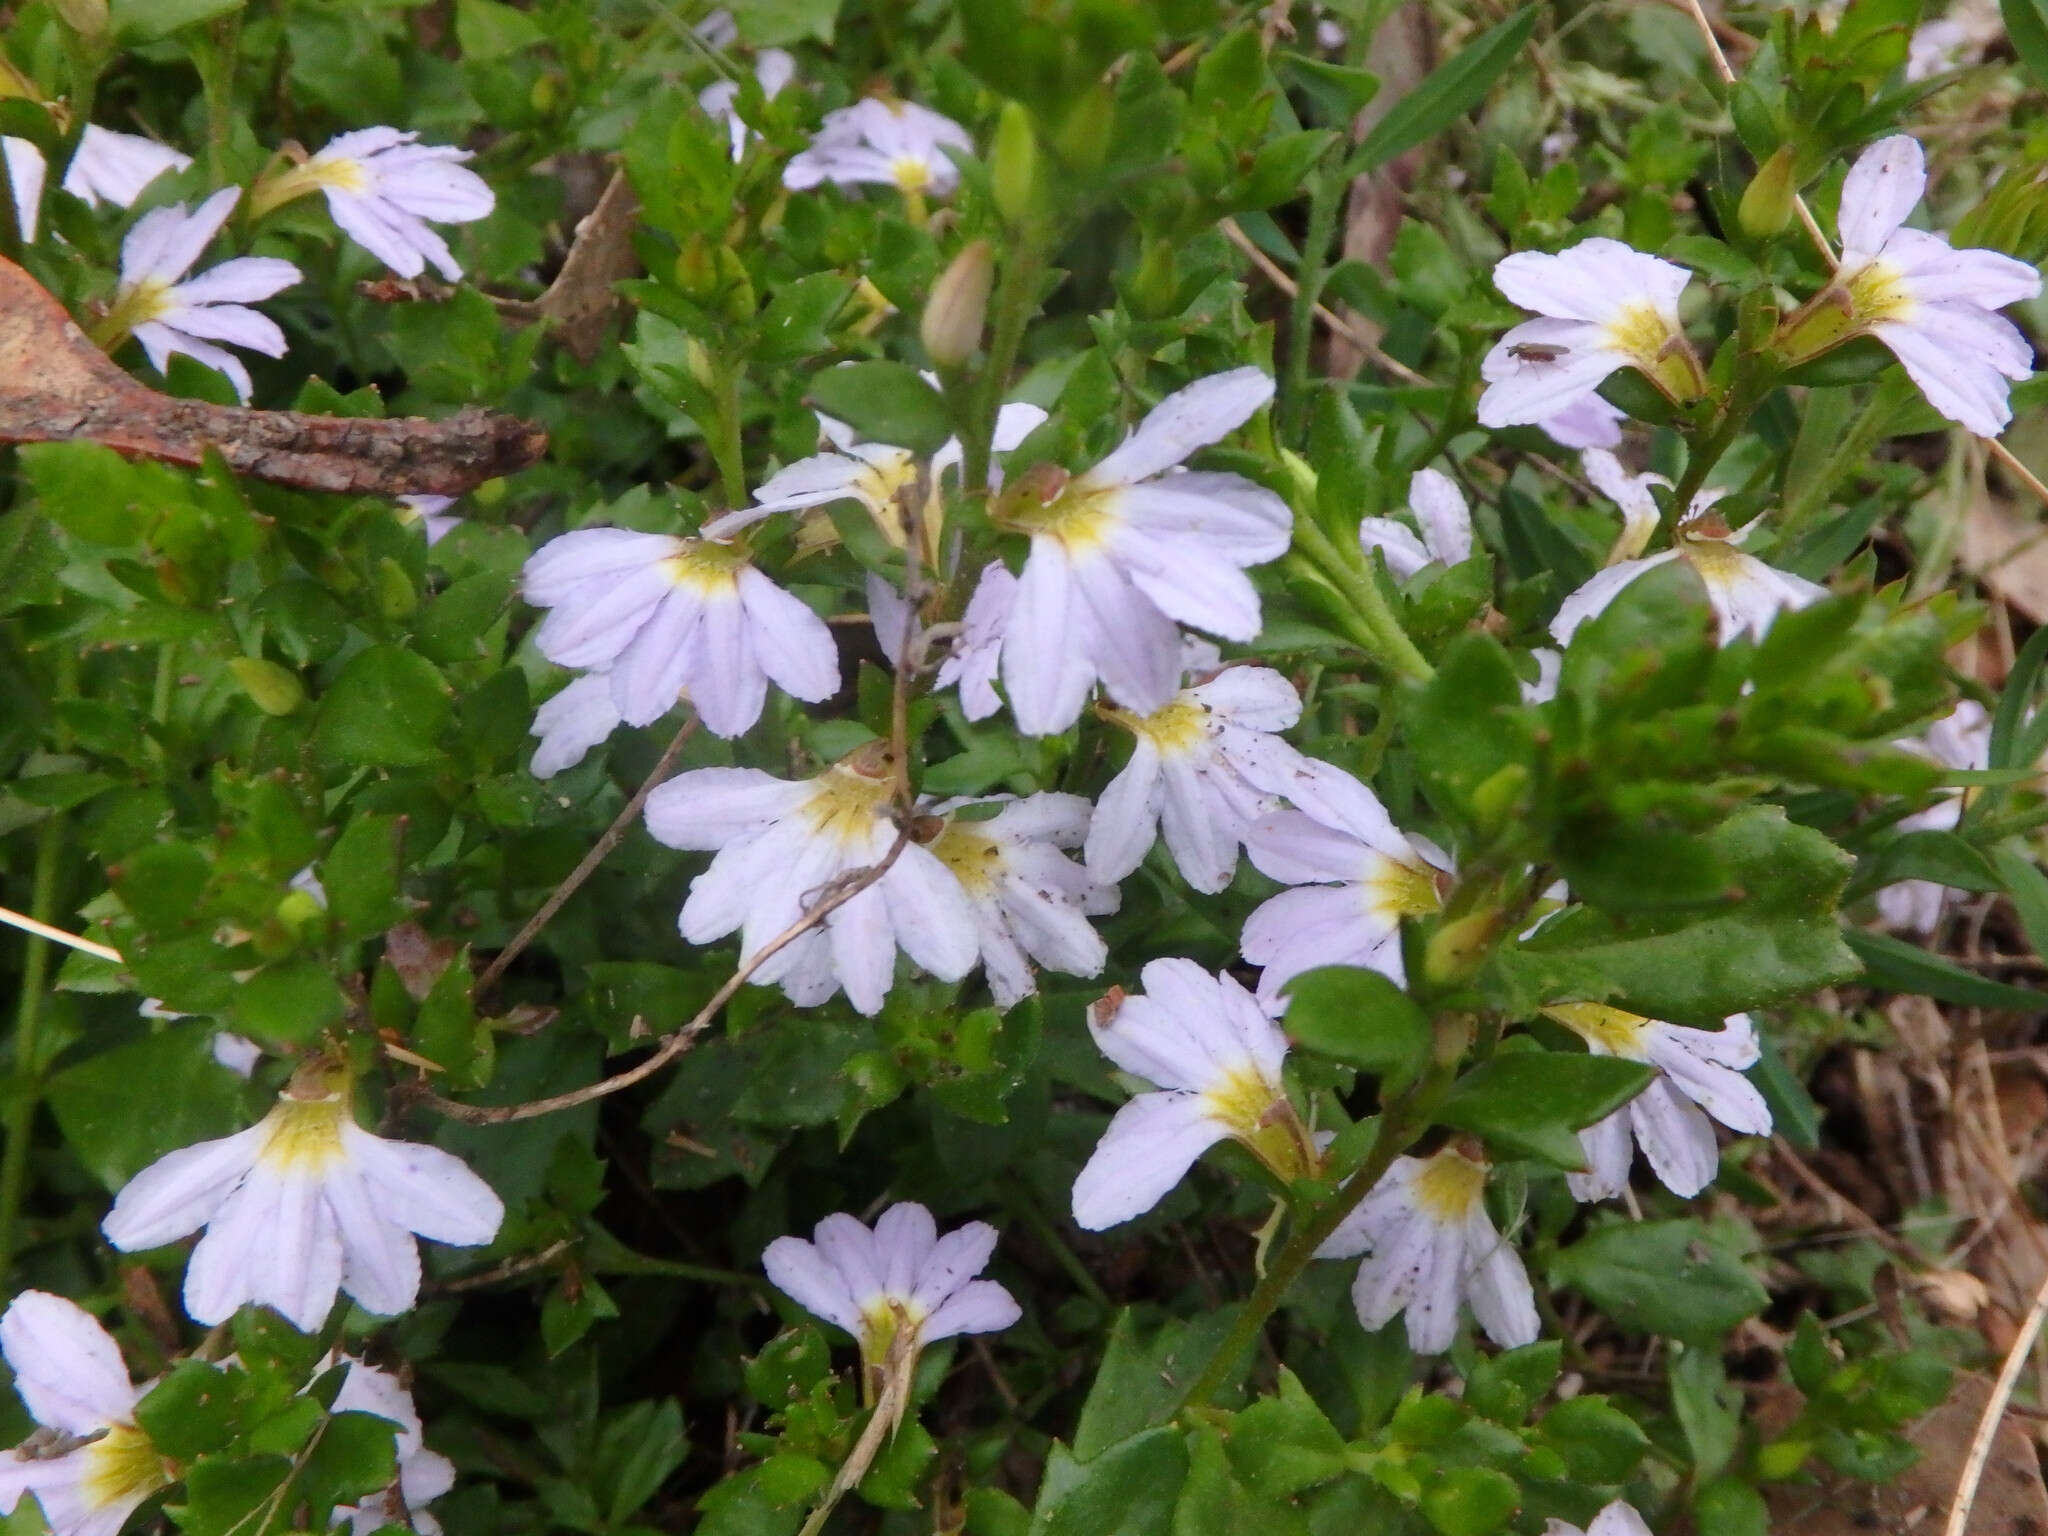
[0,256,545,495]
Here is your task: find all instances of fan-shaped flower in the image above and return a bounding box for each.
[763,1202,1019,1377]
[927,793,1117,1009]
[0,1291,170,1536]
[101,188,300,402]
[1241,772,1447,1005]
[643,744,979,1016]
[397,494,462,546]
[3,136,44,242]
[784,98,973,200]
[1317,1145,1540,1354]
[61,125,191,209]
[1539,393,1625,450]
[1359,468,1473,580]
[1086,661,1338,894]
[1877,700,1993,933]
[1780,135,2042,437]
[251,128,494,282]
[101,1070,504,1332]
[328,1357,456,1536]
[1543,1501,1654,1536]
[1478,238,1706,428]
[992,368,1293,734]
[1547,483,1826,647]
[700,49,797,160]
[866,564,1014,721]
[1545,1004,1772,1200]
[521,527,839,738]
[1072,959,1320,1230]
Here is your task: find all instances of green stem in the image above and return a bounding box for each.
[711,364,747,511]
[0,813,65,1281]
[1282,155,1343,438]
[1292,516,1434,683]
[1177,1062,1457,1410]
[960,239,1046,494]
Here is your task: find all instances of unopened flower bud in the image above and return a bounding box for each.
[1738,144,1799,239]
[921,239,993,367]
[229,658,306,717]
[674,234,718,299]
[1053,87,1113,176]
[991,102,1040,228]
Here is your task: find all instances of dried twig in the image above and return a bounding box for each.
[491,168,643,363]
[473,717,701,999]
[1944,1265,2048,1536]
[0,904,121,962]
[1219,216,1432,387]
[0,258,546,495]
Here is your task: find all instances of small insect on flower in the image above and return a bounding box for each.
[1505,341,1567,363]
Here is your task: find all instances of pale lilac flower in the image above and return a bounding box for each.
[1241,772,1447,1005]
[1545,1004,1771,1200]
[1478,238,1704,428]
[61,125,191,209]
[110,188,300,402]
[1522,647,1563,705]
[700,49,797,160]
[211,1032,262,1077]
[995,368,1293,734]
[928,794,1117,1009]
[3,137,45,242]
[1072,959,1319,1230]
[274,129,494,282]
[694,7,740,48]
[763,1203,1019,1371]
[784,99,973,199]
[1358,468,1473,580]
[528,673,623,778]
[709,394,1045,549]
[397,494,462,546]
[643,745,980,1016]
[1086,662,1329,893]
[867,564,1014,722]
[102,1078,503,1331]
[1543,1501,1655,1536]
[521,527,839,738]
[328,1357,455,1536]
[0,1291,169,1536]
[1905,1,2001,82]
[1813,135,2042,436]
[1580,448,1667,562]
[1540,393,1625,450]
[1878,700,1992,933]
[1547,487,1826,648]
[1317,1145,1540,1354]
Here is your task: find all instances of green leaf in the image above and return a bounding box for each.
[1404,634,1536,840]
[1550,1218,1768,1343]
[110,0,242,43]
[726,0,843,45]
[170,1453,293,1535]
[231,959,348,1046]
[1418,1465,1519,1536]
[414,957,487,1087]
[1843,928,2045,1010]
[1530,1395,1649,1483]
[314,646,453,769]
[1074,1309,1241,1460]
[299,1411,401,1512]
[456,0,546,58]
[1279,966,1429,1087]
[1535,807,1859,1021]
[805,362,953,456]
[47,1025,249,1190]
[2004,0,2048,92]
[594,1399,688,1526]
[1030,1429,1189,1536]
[1463,1340,1561,1426]
[1225,1369,1347,1499]
[320,813,407,941]
[1435,1049,1654,1169]
[1670,1342,1742,1479]
[113,842,213,934]
[1996,843,2048,962]
[1348,6,1537,176]
[859,1414,937,1509]
[1690,1477,1770,1536]
[755,273,855,363]
[134,1361,244,1460]
[0,509,63,616]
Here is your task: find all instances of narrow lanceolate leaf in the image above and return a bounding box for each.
[1347,6,1538,176]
